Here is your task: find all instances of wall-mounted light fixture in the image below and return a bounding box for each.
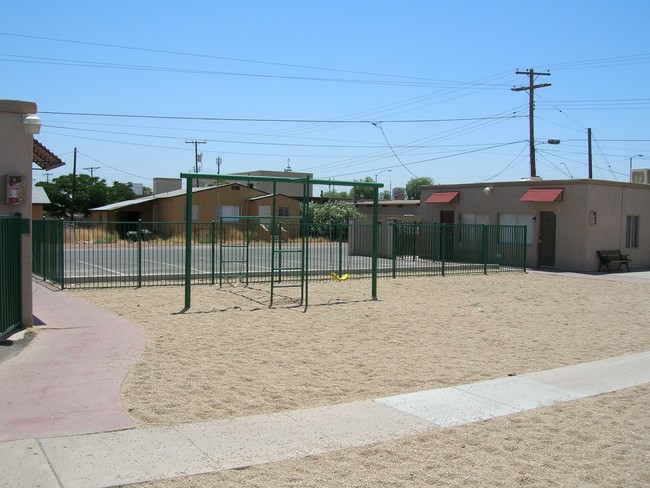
[23,114,42,135]
[589,211,597,225]
[483,186,493,194]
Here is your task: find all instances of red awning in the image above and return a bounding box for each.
[519,188,564,202]
[424,191,459,204]
[33,139,65,171]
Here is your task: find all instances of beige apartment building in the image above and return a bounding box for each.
[420,178,650,272]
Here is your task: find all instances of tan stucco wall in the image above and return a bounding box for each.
[247,194,301,218]
[0,100,37,326]
[355,200,421,222]
[421,179,650,272]
[32,204,44,220]
[156,185,269,222]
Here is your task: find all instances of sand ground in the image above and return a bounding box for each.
[72,272,650,487]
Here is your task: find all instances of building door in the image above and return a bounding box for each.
[440,211,454,260]
[538,211,556,267]
[259,205,271,224]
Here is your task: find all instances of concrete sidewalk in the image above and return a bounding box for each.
[1,351,649,488]
[0,282,146,443]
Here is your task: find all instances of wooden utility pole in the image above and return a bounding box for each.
[83,166,100,177]
[70,147,77,221]
[185,140,206,188]
[185,140,206,173]
[512,69,551,177]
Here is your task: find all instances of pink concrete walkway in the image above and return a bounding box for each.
[0,281,146,442]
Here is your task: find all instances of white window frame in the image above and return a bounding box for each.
[498,213,535,245]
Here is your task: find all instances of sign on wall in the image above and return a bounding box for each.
[6,175,23,206]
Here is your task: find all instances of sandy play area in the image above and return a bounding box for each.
[72,272,650,487]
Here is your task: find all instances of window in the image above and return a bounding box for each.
[459,213,490,241]
[460,213,490,225]
[498,213,535,245]
[279,207,290,217]
[217,205,241,222]
[626,216,639,248]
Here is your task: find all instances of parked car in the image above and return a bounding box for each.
[125,229,154,242]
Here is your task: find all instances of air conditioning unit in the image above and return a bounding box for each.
[631,168,650,184]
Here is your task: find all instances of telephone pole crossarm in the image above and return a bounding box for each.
[185,140,206,174]
[511,69,551,177]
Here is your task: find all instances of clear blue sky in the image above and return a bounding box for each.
[3,1,649,195]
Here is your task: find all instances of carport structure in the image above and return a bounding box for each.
[181,172,383,310]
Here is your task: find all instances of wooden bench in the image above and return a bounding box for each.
[597,250,631,272]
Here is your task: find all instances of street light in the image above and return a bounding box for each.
[375,169,392,199]
[375,169,392,182]
[531,139,561,178]
[629,154,644,182]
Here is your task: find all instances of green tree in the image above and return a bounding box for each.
[380,190,391,200]
[350,176,376,201]
[322,189,349,199]
[38,174,107,218]
[36,175,136,218]
[302,201,365,238]
[107,181,136,204]
[405,176,433,200]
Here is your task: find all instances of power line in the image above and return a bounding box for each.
[372,122,418,178]
[40,111,521,124]
[0,32,505,86]
[1,53,510,88]
[327,140,526,179]
[77,152,148,180]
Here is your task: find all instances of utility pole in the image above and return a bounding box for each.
[83,166,100,177]
[512,69,551,177]
[44,172,52,182]
[70,147,77,221]
[216,156,222,174]
[185,140,206,173]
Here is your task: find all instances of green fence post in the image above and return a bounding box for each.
[522,225,528,272]
[390,220,399,279]
[441,223,446,277]
[211,220,216,285]
[482,224,488,275]
[338,222,344,277]
[59,219,65,289]
[184,178,192,309]
[137,219,142,288]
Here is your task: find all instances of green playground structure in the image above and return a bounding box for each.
[181,172,383,311]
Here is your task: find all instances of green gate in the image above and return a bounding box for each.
[1,215,22,338]
[32,220,64,287]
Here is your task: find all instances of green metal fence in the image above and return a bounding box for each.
[1,215,22,338]
[31,220,527,289]
[32,219,64,287]
[350,222,527,278]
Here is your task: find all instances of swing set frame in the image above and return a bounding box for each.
[181,172,383,310]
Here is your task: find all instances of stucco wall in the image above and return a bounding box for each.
[0,100,37,326]
[420,179,650,272]
[355,200,420,222]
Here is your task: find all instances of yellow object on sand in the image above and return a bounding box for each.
[331,272,349,281]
